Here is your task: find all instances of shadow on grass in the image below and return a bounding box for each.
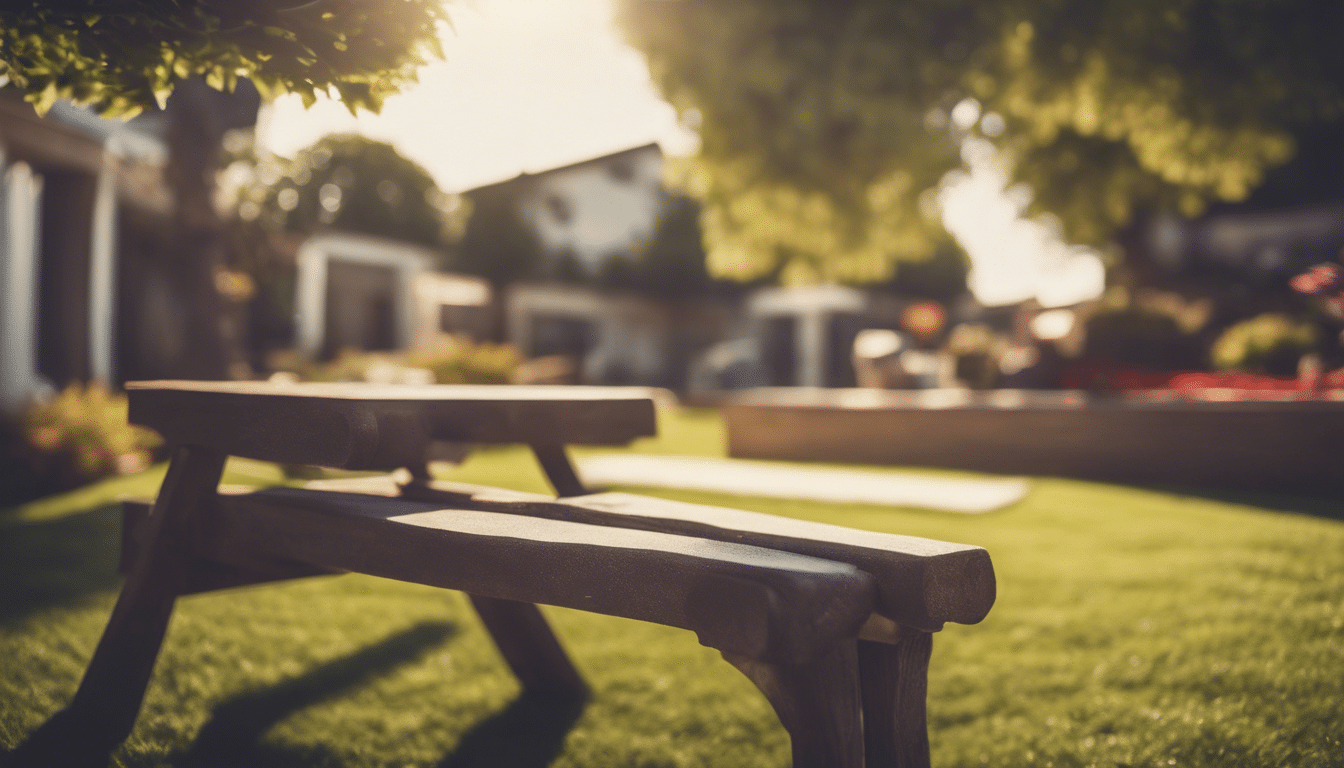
[171,620,458,767]
[5,621,458,768]
[0,505,123,624]
[436,691,587,768]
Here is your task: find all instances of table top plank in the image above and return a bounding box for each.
[127,380,659,403]
[126,381,658,469]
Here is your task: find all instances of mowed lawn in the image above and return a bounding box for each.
[2,408,1342,768]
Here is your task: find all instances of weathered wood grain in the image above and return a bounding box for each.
[65,446,226,751]
[859,630,935,768]
[206,487,876,664]
[126,381,658,470]
[724,644,865,768]
[121,499,338,594]
[395,480,995,632]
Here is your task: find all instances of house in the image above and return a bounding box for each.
[456,143,731,387]
[453,143,987,390]
[0,93,170,412]
[292,231,491,358]
[459,143,668,283]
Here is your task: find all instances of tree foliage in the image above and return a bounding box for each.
[455,186,712,298]
[0,0,450,116]
[236,134,461,249]
[619,0,1344,281]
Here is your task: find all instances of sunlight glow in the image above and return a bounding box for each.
[258,0,696,192]
[940,138,1106,307]
[261,1,1107,307]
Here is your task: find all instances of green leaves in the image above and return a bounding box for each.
[619,0,1344,278]
[0,0,453,117]
[621,0,966,283]
[236,134,456,249]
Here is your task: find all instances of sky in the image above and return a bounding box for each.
[260,0,1102,308]
[258,0,695,192]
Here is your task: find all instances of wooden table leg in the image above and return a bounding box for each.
[469,595,589,701]
[723,645,865,768]
[858,629,934,768]
[454,447,590,701]
[62,446,227,754]
[530,443,588,498]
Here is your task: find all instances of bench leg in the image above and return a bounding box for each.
[27,447,226,762]
[469,595,589,701]
[530,443,588,498]
[858,629,933,768]
[723,645,865,768]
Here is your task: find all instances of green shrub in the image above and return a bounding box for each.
[1210,313,1319,375]
[945,323,1001,389]
[1,383,162,505]
[275,337,520,386]
[1080,288,1209,370]
[404,340,519,385]
[1083,311,1195,370]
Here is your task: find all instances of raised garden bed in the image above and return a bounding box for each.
[724,388,1344,491]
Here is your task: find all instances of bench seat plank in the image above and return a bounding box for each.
[389,479,994,632]
[207,487,876,664]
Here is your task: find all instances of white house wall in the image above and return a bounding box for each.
[87,144,120,385]
[294,232,434,357]
[0,159,46,412]
[520,148,664,277]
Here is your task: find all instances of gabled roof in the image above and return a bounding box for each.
[463,142,661,197]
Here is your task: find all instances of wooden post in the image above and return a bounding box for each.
[531,443,588,498]
[469,596,589,701]
[471,447,592,702]
[858,629,934,768]
[471,442,591,699]
[723,645,865,768]
[63,445,226,751]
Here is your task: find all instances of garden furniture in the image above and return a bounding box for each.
[46,381,994,768]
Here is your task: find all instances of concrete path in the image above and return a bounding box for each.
[577,455,1029,514]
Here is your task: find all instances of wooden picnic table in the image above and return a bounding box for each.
[26,380,994,768]
[127,380,660,492]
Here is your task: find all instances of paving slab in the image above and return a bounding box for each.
[578,455,1029,514]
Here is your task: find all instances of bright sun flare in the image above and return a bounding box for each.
[260,0,1103,308]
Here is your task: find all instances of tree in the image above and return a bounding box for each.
[242,134,461,249]
[0,1,452,378]
[618,0,1344,282]
[0,0,448,116]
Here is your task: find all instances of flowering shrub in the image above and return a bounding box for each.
[1209,313,1318,376]
[1290,262,1344,300]
[1,383,162,505]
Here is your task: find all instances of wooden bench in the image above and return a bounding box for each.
[38,381,995,768]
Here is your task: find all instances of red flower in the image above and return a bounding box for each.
[1290,263,1344,297]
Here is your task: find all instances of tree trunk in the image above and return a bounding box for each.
[163,79,257,380]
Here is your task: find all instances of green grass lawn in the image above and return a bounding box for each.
[2,408,1342,767]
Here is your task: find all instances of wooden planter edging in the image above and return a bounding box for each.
[724,388,1344,492]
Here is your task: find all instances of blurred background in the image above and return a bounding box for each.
[3,0,1344,497]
